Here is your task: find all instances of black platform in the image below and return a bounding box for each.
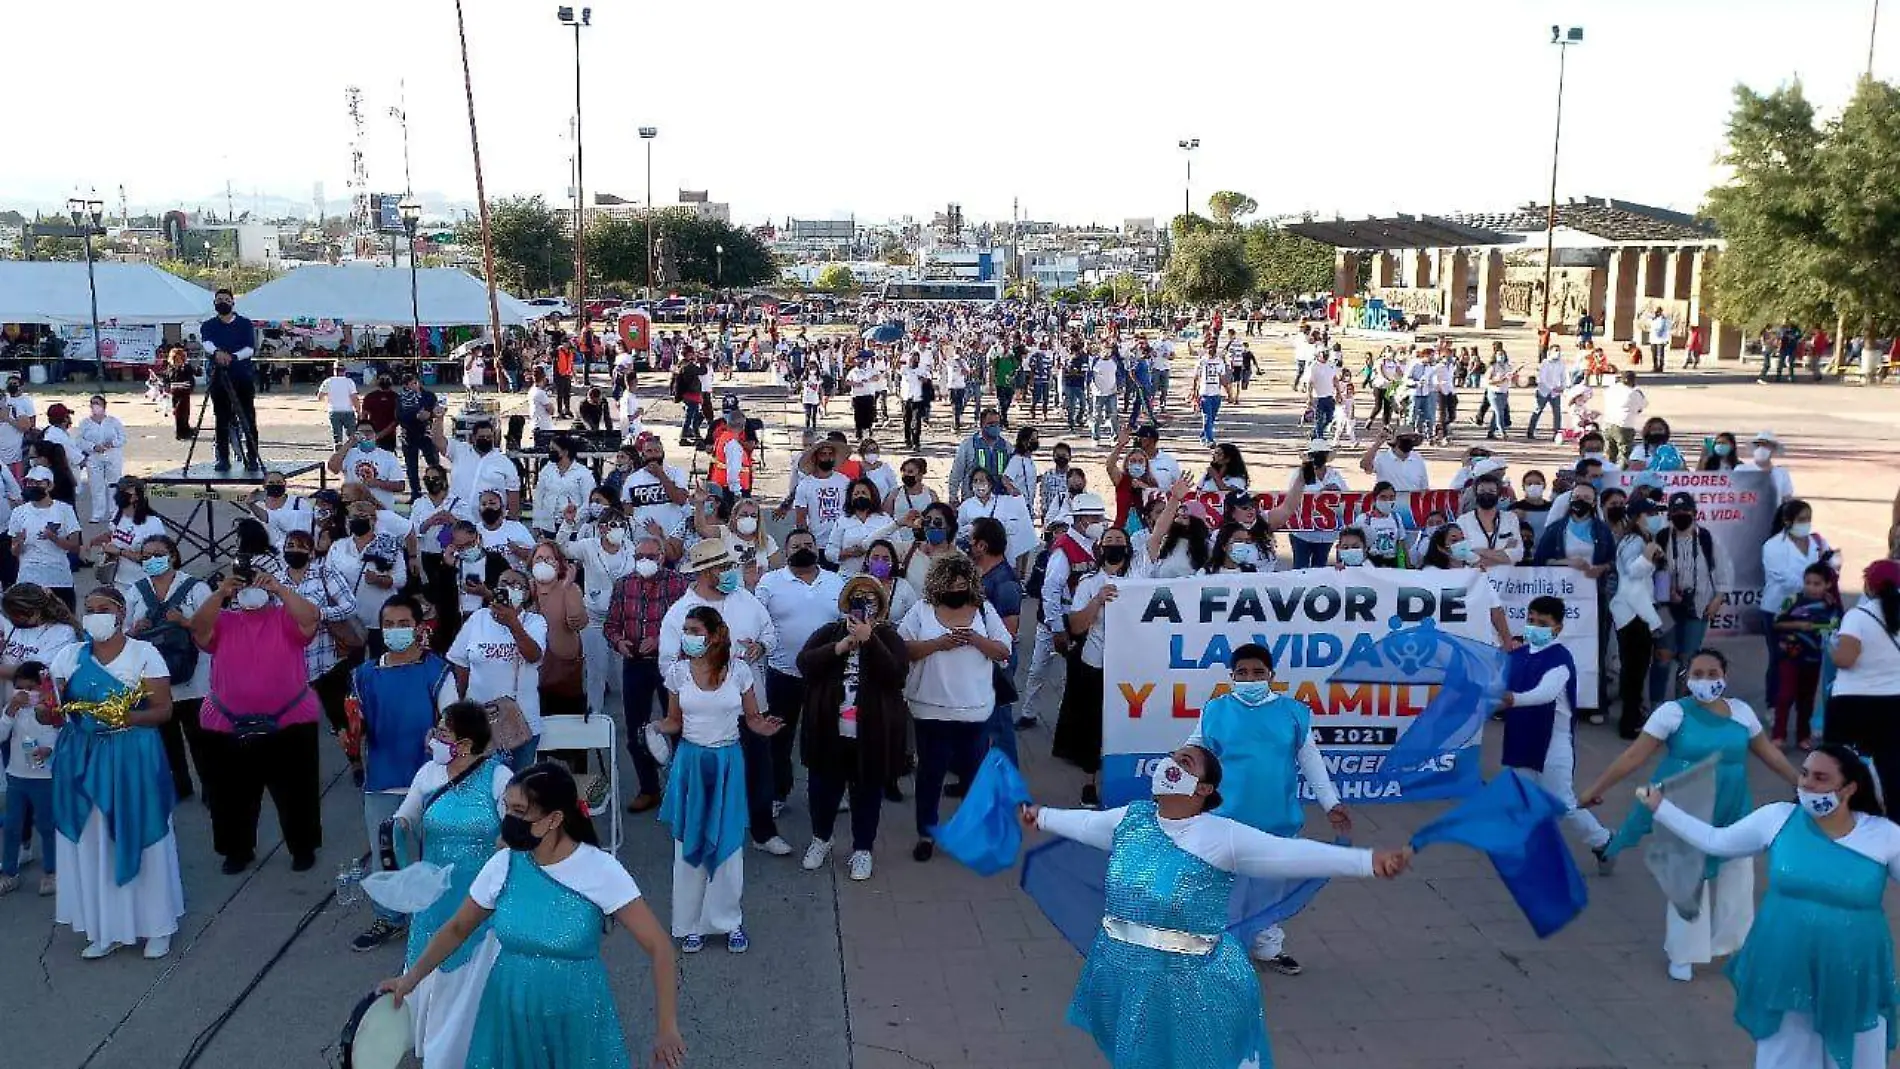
[144,460,327,567]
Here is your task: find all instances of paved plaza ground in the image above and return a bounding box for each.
[7,328,1899,1069]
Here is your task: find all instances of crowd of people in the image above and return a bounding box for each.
[3,293,1900,1069]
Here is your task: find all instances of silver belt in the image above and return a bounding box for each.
[1101,916,1219,956]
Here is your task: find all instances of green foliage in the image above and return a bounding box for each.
[584,216,648,289]
[1170,213,1214,241]
[1090,282,1117,303]
[1702,84,1831,327]
[1164,232,1255,304]
[456,195,573,296]
[1207,191,1258,227]
[815,263,857,293]
[1814,77,1900,331]
[158,260,283,294]
[1106,272,1149,303]
[1242,224,1335,297]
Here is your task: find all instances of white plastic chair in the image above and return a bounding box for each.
[536,714,621,855]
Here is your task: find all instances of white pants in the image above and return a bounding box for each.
[1756,1011,1887,1069]
[1538,729,1611,850]
[580,619,616,715]
[1664,856,1753,967]
[1249,924,1286,960]
[671,844,743,937]
[87,449,125,522]
[1019,627,1067,723]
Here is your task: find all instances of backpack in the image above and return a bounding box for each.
[135,575,203,684]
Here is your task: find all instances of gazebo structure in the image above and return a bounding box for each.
[1289,197,1737,358]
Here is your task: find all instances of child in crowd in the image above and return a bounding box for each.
[1771,562,1842,747]
[1497,596,1614,872]
[0,660,58,897]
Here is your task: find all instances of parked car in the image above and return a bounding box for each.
[525,297,571,319]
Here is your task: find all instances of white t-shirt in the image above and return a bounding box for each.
[1371,449,1430,492]
[618,389,646,436]
[531,462,597,533]
[528,385,557,433]
[793,472,851,545]
[1091,357,1120,397]
[448,608,550,734]
[408,493,463,556]
[126,573,214,701]
[662,658,756,746]
[108,514,172,588]
[1308,360,1339,397]
[620,465,688,537]
[394,759,511,827]
[896,600,1012,722]
[1070,567,1147,668]
[859,462,898,502]
[469,843,640,914]
[327,534,409,630]
[1837,604,1900,698]
[319,375,359,413]
[343,446,406,510]
[0,394,35,464]
[476,519,536,571]
[446,440,522,522]
[846,366,879,398]
[1,621,79,713]
[51,637,169,695]
[1454,509,1522,560]
[261,496,316,548]
[8,499,81,588]
[1642,698,1764,741]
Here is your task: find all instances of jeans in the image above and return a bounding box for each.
[951,387,969,431]
[1487,391,1512,436]
[1650,610,1709,703]
[982,646,1020,764]
[1063,384,1088,429]
[995,386,1015,425]
[1198,394,1221,442]
[328,410,356,446]
[1290,538,1332,569]
[621,658,664,796]
[363,791,406,924]
[1650,344,1667,373]
[913,718,983,839]
[1030,381,1050,414]
[2,774,53,876]
[740,724,781,843]
[682,401,705,441]
[1124,386,1161,428]
[762,668,805,802]
[808,758,882,852]
[1527,391,1562,438]
[1313,396,1336,439]
[1092,394,1119,440]
[1411,393,1436,434]
[400,428,441,498]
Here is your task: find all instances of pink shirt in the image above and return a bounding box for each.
[202,607,321,732]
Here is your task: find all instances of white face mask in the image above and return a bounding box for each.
[1685,678,1726,703]
[531,561,559,583]
[1753,446,1774,463]
[1797,788,1841,819]
[82,612,120,642]
[733,516,759,536]
[428,738,454,766]
[1150,757,1200,798]
[602,527,624,548]
[235,587,271,611]
[633,558,660,579]
[1522,484,1545,502]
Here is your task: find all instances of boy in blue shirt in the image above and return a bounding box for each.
[1498,595,1614,873]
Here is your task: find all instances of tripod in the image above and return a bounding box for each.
[182,359,262,473]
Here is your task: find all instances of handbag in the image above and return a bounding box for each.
[324,564,369,655]
[482,653,533,753]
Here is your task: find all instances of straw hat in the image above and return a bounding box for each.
[681,539,734,574]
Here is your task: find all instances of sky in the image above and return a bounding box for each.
[0,0,1888,228]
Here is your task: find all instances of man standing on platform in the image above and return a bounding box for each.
[198,288,264,473]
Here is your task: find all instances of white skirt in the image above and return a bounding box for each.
[410,931,501,1069]
[55,811,185,947]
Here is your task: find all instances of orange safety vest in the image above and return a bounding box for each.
[707,423,754,493]
[555,346,575,376]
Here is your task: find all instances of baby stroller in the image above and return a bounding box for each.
[1560,383,1600,444]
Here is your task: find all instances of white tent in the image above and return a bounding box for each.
[236,265,539,327]
[0,262,215,325]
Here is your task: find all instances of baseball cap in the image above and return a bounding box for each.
[1667,492,1698,513]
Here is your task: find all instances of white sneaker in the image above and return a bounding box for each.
[143,935,172,959]
[751,836,793,857]
[81,941,119,960]
[848,851,874,882]
[801,838,833,871]
[18,842,33,867]
[1667,961,1693,983]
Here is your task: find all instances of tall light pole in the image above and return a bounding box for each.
[1541,25,1583,332]
[639,125,658,300]
[715,243,724,292]
[1177,138,1200,220]
[387,82,414,196]
[453,0,505,358]
[1871,0,1883,76]
[400,196,423,364]
[66,194,105,376]
[558,6,591,318]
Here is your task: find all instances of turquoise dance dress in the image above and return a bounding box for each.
[1608,699,1752,876]
[407,758,502,972]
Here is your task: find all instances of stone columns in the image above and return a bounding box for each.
[1586,266,1609,327]
[1606,247,1640,342]
[1688,248,1713,345]
[1476,249,1504,329]
[1334,250,1363,298]
[1404,249,1432,288]
[1711,320,1744,361]
[1368,252,1397,288]
[1441,250,1472,327]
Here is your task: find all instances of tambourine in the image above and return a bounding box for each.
[338,989,413,1069]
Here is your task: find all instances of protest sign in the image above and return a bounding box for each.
[1171,487,1463,533]
[1611,469,1777,634]
[1099,566,1600,807]
[62,324,160,365]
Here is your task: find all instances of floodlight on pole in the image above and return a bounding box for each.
[1541,27,1583,332]
[639,125,658,300]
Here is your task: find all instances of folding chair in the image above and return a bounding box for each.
[536,714,622,854]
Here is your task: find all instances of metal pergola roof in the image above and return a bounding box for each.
[1284,215,1516,250]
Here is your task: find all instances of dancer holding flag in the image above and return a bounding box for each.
[1497,595,1616,873]
[1183,643,1349,974]
[1639,743,1900,1069]
[1579,649,1799,982]
[1021,744,1410,1069]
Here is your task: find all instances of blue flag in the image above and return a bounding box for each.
[1410,770,1588,938]
[934,750,1032,877]
[1374,622,1509,792]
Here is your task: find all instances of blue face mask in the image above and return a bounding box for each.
[1522,624,1557,648]
[715,567,741,594]
[681,634,709,658]
[1230,680,1273,706]
[356,438,376,453]
[141,555,172,577]
[383,626,417,652]
[925,526,948,546]
[982,424,1001,440]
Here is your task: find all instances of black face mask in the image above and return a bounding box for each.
[1100,545,1130,566]
[499,814,544,852]
[265,484,286,499]
[938,589,972,609]
[480,507,504,524]
[22,486,46,503]
[1053,455,1070,469]
[851,496,875,513]
[348,517,374,537]
[1605,505,1628,525]
[1670,513,1695,531]
[1067,481,1085,495]
[1644,433,1667,446]
[1474,491,1501,510]
[5,384,19,396]
[788,547,819,569]
[1569,500,1595,519]
[214,301,234,315]
[377,380,393,391]
[815,458,836,473]
[472,438,494,455]
[113,490,133,509]
[283,550,312,570]
[902,473,920,488]
[423,477,446,493]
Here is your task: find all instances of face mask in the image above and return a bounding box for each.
[22,486,46,503]
[902,473,920,488]
[499,814,545,851]
[1149,756,1200,797]
[1713,443,1733,457]
[982,425,1001,440]
[716,568,741,594]
[1522,624,1556,648]
[113,490,133,509]
[815,458,836,473]
[1053,455,1070,470]
[531,561,559,583]
[1100,544,1130,566]
[600,526,626,548]
[214,301,234,315]
[1231,680,1272,706]
[789,547,819,569]
[1643,515,1667,534]
[1569,500,1595,519]
[1450,542,1478,562]
[1520,484,1545,502]
[1644,433,1667,446]
[633,558,660,578]
[5,383,19,396]
[142,555,172,577]
[460,546,485,564]
[236,587,271,611]
[473,438,494,455]
[925,526,948,546]
[384,626,418,653]
[1753,446,1773,463]
[862,452,880,466]
[731,515,759,536]
[1339,548,1366,567]
[1371,498,1395,516]
[266,484,287,499]
[82,612,119,642]
[1790,522,1813,539]
[1797,789,1841,819]
[938,589,972,609]
[1604,505,1627,526]
[356,439,376,453]
[1474,491,1501,510]
[681,634,710,658]
[1125,461,1149,479]
[423,477,446,494]
[1685,677,1726,703]
[348,516,374,537]
[1228,542,1260,566]
[480,507,503,525]
[866,558,893,580]
[851,496,875,513]
[283,550,312,570]
[428,737,453,765]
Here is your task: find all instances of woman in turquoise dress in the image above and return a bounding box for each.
[389,701,512,1068]
[1580,648,1800,982]
[1021,745,1411,1069]
[1641,743,1900,1069]
[382,762,684,1069]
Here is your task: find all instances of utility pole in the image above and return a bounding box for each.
[1541,26,1584,331]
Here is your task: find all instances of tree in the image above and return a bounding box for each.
[1207,191,1258,228]
[584,216,648,289]
[1814,77,1900,334]
[1243,223,1336,297]
[815,263,857,293]
[1170,212,1215,241]
[458,195,572,295]
[1702,84,1832,329]
[1164,232,1255,304]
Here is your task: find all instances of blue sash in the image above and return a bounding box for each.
[51,642,175,885]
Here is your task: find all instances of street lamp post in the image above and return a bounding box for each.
[1541,25,1583,333]
[558,6,591,321]
[715,243,723,291]
[639,126,657,300]
[66,194,105,376]
[1177,138,1199,220]
[400,196,423,364]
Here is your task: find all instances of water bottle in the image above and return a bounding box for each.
[334,862,364,907]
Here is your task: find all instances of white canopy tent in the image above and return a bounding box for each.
[0,262,215,325]
[236,265,539,327]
